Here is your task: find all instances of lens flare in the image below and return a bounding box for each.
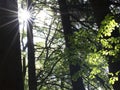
[18,9,31,23]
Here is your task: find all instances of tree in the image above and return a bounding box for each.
[26,0,37,90]
[32,0,109,89]
[17,0,120,89]
[0,0,24,90]
[89,0,120,90]
[58,0,85,90]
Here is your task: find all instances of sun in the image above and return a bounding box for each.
[18,8,31,23]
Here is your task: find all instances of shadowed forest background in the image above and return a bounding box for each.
[0,0,120,90]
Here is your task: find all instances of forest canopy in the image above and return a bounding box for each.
[0,0,120,90]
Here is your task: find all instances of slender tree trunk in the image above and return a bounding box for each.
[0,0,24,90]
[26,0,37,90]
[58,0,85,90]
[89,0,120,90]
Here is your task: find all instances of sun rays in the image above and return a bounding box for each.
[0,2,33,51]
[18,8,32,25]
[0,7,18,28]
[18,9,31,23]
[0,5,32,29]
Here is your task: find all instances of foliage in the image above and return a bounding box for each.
[97,14,120,85]
[70,14,120,89]
[97,15,119,56]
[71,28,110,89]
[18,0,120,90]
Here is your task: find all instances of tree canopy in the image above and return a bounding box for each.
[0,0,120,90]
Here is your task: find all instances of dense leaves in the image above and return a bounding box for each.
[18,0,120,90]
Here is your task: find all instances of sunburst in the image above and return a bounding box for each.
[0,7,18,28]
[18,8,32,24]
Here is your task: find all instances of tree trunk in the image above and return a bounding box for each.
[58,0,85,90]
[0,0,24,90]
[89,0,110,27]
[26,0,37,90]
[89,0,120,90]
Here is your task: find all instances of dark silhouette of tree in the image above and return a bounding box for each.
[26,0,37,90]
[90,0,120,90]
[0,0,24,90]
[58,0,85,90]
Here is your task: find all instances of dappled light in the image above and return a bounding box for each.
[0,0,120,90]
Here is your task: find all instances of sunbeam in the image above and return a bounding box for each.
[18,8,31,23]
[0,7,18,27]
[0,18,18,28]
[0,4,21,60]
